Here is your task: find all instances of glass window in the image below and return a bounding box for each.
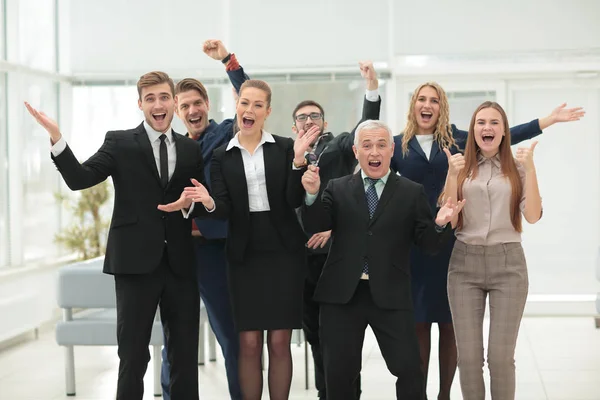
[18,75,61,262]
[0,73,7,268]
[18,0,56,70]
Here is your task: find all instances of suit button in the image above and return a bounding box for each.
[367,231,373,236]
[161,215,166,220]
[164,240,167,244]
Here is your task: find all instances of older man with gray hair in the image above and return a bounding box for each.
[301,119,465,400]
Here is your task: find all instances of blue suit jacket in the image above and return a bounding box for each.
[193,67,248,239]
[390,119,542,211]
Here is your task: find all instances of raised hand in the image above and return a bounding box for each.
[24,102,62,143]
[183,179,215,210]
[359,60,378,90]
[306,230,331,249]
[435,197,466,227]
[203,39,229,61]
[550,103,585,123]
[515,141,538,172]
[302,165,321,195]
[294,125,321,163]
[157,191,193,212]
[443,148,465,177]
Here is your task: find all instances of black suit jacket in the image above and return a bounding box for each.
[51,122,205,277]
[203,134,307,264]
[303,172,453,310]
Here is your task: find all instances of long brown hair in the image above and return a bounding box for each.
[401,82,457,155]
[456,101,523,232]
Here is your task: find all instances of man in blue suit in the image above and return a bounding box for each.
[160,39,248,400]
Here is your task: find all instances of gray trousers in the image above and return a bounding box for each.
[448,240,528,400]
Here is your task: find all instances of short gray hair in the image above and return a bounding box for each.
[354,120,394,147]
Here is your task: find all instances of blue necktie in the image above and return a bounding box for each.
[363,177,379,274]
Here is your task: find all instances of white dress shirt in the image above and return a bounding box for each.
[415,134,434,161]
[226,130,275,212]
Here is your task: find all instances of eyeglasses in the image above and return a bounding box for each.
[295,112,323,122]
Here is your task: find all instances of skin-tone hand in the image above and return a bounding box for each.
[539,103,586,129]
[183,179,215,210]
[443,148,465,177]
[157,191,194,212]
[306,230,332,249]
[301,165,321,195]
[294,125,321,165]
[435,197,466,227]
[359,60,378,90]
[203,39,230,61]
[24,102,62,143]
[515,141,538,172]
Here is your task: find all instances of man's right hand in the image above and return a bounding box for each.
[24,102,62,144]
[203,40,229,61]
[302,165,321,195]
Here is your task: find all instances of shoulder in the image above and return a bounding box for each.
[395,174,424,193]
[174,132,200,146]
[270,133,294,148]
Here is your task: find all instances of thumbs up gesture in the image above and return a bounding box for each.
[515,141,538,172]
[443,148,465,177]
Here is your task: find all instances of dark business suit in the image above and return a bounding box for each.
[303,171,453,400]
[52,122,205,400]
[202,133,307,330]
[298,94,381,399]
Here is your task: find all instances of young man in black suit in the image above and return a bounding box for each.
[294,60,380,400]
[25,71,206,400]
[300,120,465,400]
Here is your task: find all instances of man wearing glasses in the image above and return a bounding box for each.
[293,61,380,400]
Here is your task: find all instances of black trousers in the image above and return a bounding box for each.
[114,247,200,400]
[303,253,361,399]
[320,280,423,400]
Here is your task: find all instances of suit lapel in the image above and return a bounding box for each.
[229,148,250,213]
[370,173,398,226]
[408,136,428,161]
[351,172,370,222]
[429,141,440,161]
[262,141,279,209]
[133,123,162,186]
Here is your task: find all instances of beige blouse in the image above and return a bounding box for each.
[455,154,529,245]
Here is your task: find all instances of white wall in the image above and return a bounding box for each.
[68,0,600,76]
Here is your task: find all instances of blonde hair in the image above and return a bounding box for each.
[401,82,457,155]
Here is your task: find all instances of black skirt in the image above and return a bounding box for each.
[227,212,305,331]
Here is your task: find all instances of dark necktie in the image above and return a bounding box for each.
[363,177,379,275]
[159,134,168,187]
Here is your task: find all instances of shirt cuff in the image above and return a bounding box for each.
[292,161,305,170]
[435,223,447,233]
[51,136,67,157]
[305,192,318,206]
[204,202,216,213]
[181,202,195,219]
[365,89,379,102]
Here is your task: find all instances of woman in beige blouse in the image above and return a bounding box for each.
[441,101,543,400]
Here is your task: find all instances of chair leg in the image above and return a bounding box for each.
[153,345,161,397]
[198,323,205,365]
[65,345,76,396]
[208,328,217,362]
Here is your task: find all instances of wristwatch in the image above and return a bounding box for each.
[221,53,232,64]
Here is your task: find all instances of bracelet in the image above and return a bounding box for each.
[221,53,232,64]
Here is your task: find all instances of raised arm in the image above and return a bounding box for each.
[25,102,114,190]
[441,148,465,228]
[203,39,249,95]
[515,141,543,224]
[302,171,335,234]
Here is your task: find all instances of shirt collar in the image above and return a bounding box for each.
[360,168,391,185]
[477,152,501,168]
[226,130,275,151]
[144,120,173,144]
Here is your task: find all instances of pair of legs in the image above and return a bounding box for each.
[415,322,457,400]
[237,329,293,400]
[115,249,199,400]
[320,280,423,400]
[161,238,241,399]
[303,253,361,399]
[448,241,528,400]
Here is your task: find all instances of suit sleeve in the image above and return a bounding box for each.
[337,95,383,160]
[302,180,335,234]
[192,150,231,219]
[286,139,307,209]
[412,185,452,254]
[452,119,542,147]
[51,131,116,191]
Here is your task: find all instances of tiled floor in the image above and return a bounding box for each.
[0,317,598,399]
